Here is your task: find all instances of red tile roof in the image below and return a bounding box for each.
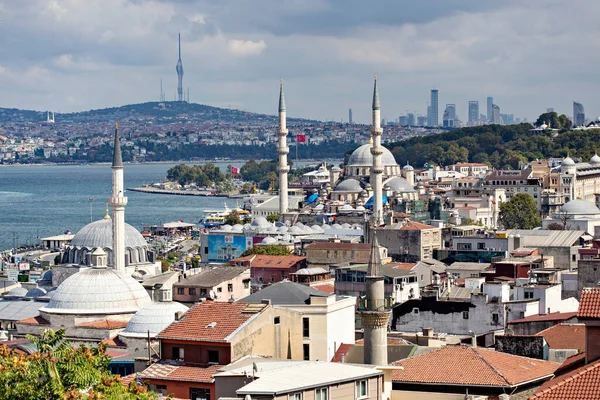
[232,255,306,269]
[77,319,128,329]
[102,336,127,348]
[529,358,600,400]
[577,288,600,319]
[18,316,50,325]
[139,361,221,383]
[331,339,410,362]
[312,283,335,294]
[157,301,266,342]
[508,312,578,325]
[119,373,138,387]
[398,221,437,231]
[391,345,558,387]
[535,324,585,351]
[387,263,417,271]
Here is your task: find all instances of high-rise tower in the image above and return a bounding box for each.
[370,75,384,226]
[468,101,479,123]
[176,33,184,102]
[487,96,494,123]
[429,89,439,126]
[349,108,353,125]
[573,101,585,127]
[109,123,127,273]
[278,80,289,216]
[359,226,390,365]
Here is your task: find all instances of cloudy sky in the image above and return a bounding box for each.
[1,0,599,123]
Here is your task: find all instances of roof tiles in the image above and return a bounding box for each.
[140,361,221,383]
[391,345,558,387]
[535,324,585,351]
[508,312,578,325]
[231,255,306,269]
[578,288,600,319]
[529,359,600,400]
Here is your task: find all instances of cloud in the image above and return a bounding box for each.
[227,39,267,57]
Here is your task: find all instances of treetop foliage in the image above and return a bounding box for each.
[240,244,292,257]
[498,193,542,230]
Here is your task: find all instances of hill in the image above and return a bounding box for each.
[384,123,600,169]
[0,101,320,125]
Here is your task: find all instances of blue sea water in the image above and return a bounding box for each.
[0,163,244,250]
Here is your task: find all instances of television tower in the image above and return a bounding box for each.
[176,33,184,102]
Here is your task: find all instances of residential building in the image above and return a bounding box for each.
[387,259,447,287]
[535,323,586,363]
[172,266,250,303]
[391,345,558,398]
[507,311,578,335]
[141,271,180,302]
[378,221,442,262]
[484,169,542,208]
[446,262,491,279]
[240,280,356,361]
[305,242,388,268]
[229,255,307,286]
[447,162,489,177]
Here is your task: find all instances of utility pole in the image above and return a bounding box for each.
[89,197,94,223]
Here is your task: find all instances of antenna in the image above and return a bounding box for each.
[178,32,181,59]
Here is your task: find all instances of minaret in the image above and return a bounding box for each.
[360,226,390,365]
[176,33,184,102]
[278,80,290,216]
[109,123,128,273]
[370,75,384,225]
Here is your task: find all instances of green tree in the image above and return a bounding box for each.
[0,328,157,400]
[266,213,280,223]
[240,245,292,257]
[498,193,542,229]
[225,211,242,225]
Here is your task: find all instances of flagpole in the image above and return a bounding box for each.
[296,134,298,162]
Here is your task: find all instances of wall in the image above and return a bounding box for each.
[272,376,382,400]
[251,265,302,285]
[392,391,488,400]
[173,270,251,303]
[577,259,600,299]
[148,379,214,400]
[161,340,231,365]
[509,317,578,336]
[495,335,547,360]
[378,229,423,262]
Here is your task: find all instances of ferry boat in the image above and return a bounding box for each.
[199,203,249,228]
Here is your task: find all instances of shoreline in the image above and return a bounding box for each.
[127,186,246,198]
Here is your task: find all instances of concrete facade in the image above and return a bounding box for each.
[378,225,442,262]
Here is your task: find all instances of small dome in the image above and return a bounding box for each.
[277,226,289,233]
[131,271,144,280]
[41,267,151,314]
[288,226,303,234]
[562,156,576,167]
[341,223,351,228]
[334,178,364,192]
[386,177,415,192]
[266,226,278,233]
[5,287,27,299]
[25,287,47,299]
[69,218,147,250]
[120,301,188,338]
[301,225,313,233]
[295,222,305,227]
[560,199,600,215]
[540,123,548,129]
[232,224,243,232]
[332,166,341,172]
[221,225,233,232]
[310,225,324,233]
[251,217,271,229]
[261,237,277,244]
[403,164,414,171]
[590,154,600,165]
[295,267,328,276]
[356,205,366,211]
[40,270,53,281]
[332,223,343,229]
[347,143,398,167]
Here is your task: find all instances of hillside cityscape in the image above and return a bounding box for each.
[3,1,600,400]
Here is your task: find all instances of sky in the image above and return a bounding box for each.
[1,0,599,124]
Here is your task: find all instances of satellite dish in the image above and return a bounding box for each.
[209,290,216,300]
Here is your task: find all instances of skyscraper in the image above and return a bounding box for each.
[176,33,184,102]
[443,104,456,128]
[487,96,494,123]
[407,113,415,126]
[429,90,439,126]
[468,101,479,122]
[573,101,585,127]
[349,108,353,124]
[491,104,501,124]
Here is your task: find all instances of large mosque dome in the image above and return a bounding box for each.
[560,199,600,215]
[120,301,188,338]
[41,266,151,315]
[69,218,148,249]
[347,143,398,167]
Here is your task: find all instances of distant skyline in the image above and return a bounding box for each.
[1,1,599,123]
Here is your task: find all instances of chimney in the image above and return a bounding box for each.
[174,311,185,321]
[422,327,433,337]
[471,332,477,348]
[261,299,272,305]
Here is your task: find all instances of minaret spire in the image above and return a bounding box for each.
[370,74,384,226]
[109,122,128,273]
[360,224,390,366]
[278,79,290,217]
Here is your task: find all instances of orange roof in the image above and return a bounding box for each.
[18,316,50,325]
[391,345,558,387]
[331,338,410,362]
[232,255,306,269]
[529,358,600,400]
[102,336,127,348]
[312,283,334,294]
[388,263,417,271]
[140,361,221,383]
[398,221,437,231]
[535,324,585,351]
[508,312,577,325]
[158,301,266,342]
[578,288,600,319]
[119,373,138,387]
[77,319,128,329]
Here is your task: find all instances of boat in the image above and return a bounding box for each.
[199,203,249,228]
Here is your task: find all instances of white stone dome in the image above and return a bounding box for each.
[560,199,600,215]
[25,287,47,299]
[261,236,277,244]
[69,218,148,250]
[590,154,600,165]
[334,178,364,192]
[5,287,27,299]
[562,156,576,167]
[347,143,397,167]
[403,164,414,171]
[386,177,415,192]
[120,301,188,338]
[251,217,271,229]
[41,267,151,314]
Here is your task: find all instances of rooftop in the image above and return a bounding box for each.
[157,301,266,342]
[508,312,578,325]
[535,324,585,351]
[140,271,178,289]
[391,345,558,388]
[139,360,221,383]
[529,358,600,400]
[231,255,306,269]
[448,262,491,271]
[174,266,249,288]
[578,288,600,319]
[239,280,331,305]
[305,242,372,250]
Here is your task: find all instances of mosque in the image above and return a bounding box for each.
[13,125,187,347]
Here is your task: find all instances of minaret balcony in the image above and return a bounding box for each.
[277,148,290,155]
[109,197,128,207]
[370,128,383,136]
[370,148,384,156]
[357,297,393,312]
[278,129,289,136]
[279,167,290,174]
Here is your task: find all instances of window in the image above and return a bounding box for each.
[303,344,310,360]
[316,388,328,400]
[274,316,280,324]
[462,311,469,319]
[289,393,302,400]
[172,347,184,360]
[207,350,219,364]
[217,287,222,293]
[204,247,208,254]
[189,288,196,295]
[200,288,207,296]
[243,280,250,289]
[228,283,233,292]
[177,288,184,295]
[477,242,485,250]
[152,384,167,396]
[356,380,367,399]
[303,317,310,338]
[492,313,499,324]
[190,388,210,400]
[412,308,419,315]
[524,290,534,299]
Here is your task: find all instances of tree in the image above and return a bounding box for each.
[461,218,483,227]
[225,211,242,225]
[547,222,564,230]
[240,245,292,257]
[498,193,542,229]
[266,213,280,223]
[0,328,157,400]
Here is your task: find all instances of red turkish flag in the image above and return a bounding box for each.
[297,134,307,143]
[231,166,239,174]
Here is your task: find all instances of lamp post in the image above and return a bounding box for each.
[89,197,94,223]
